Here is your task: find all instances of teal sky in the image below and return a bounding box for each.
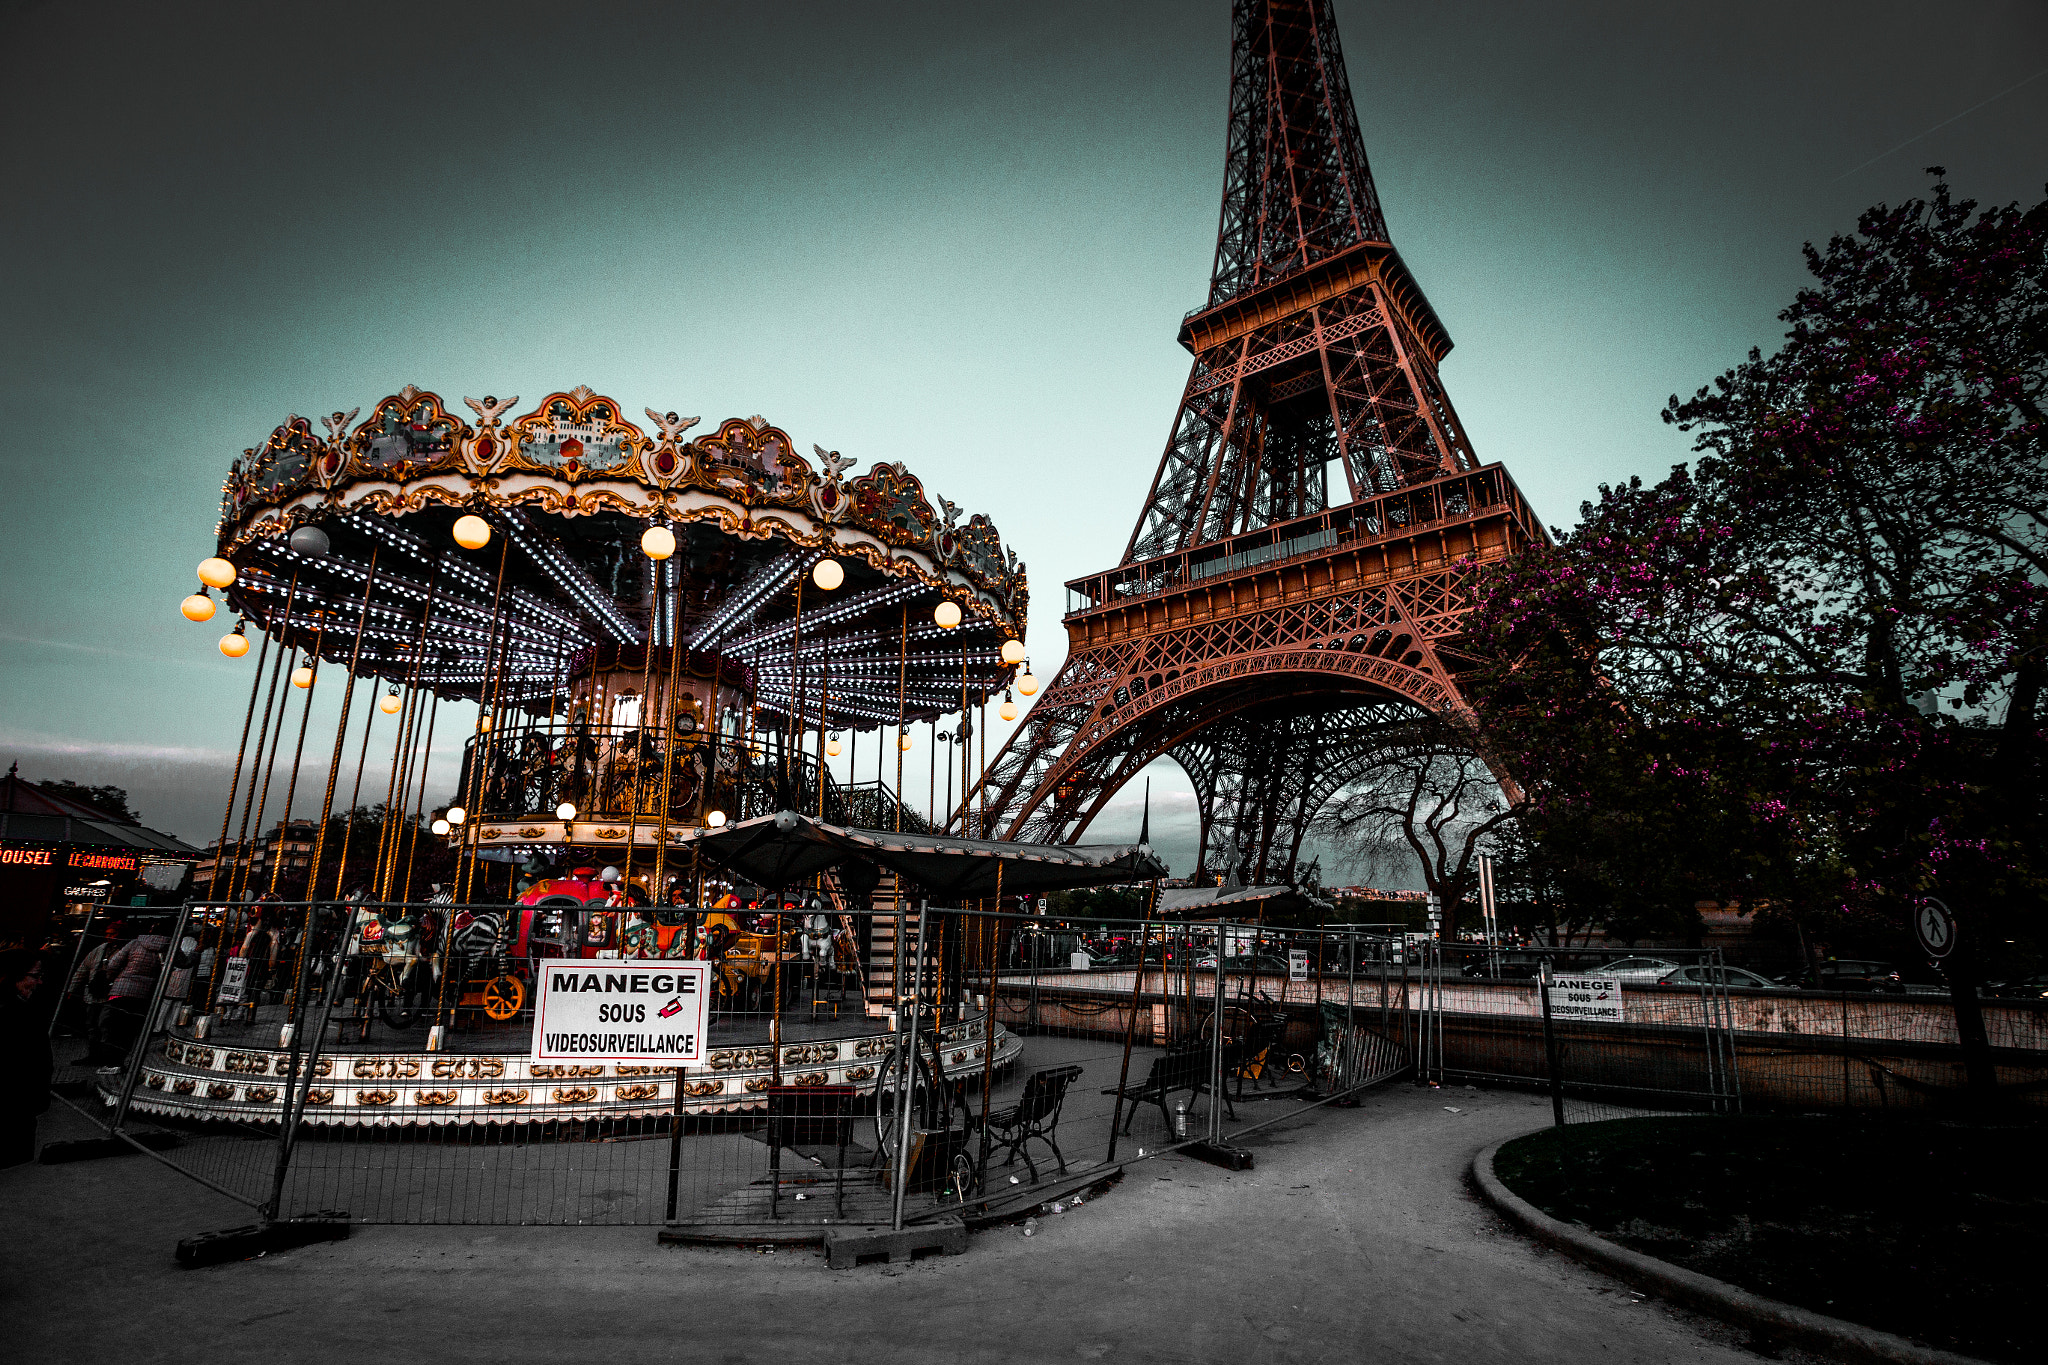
[3,1,2043,880]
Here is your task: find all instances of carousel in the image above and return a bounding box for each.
[121,384,1107,1136]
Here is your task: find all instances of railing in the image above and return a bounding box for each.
[1064,465,1525,618]
[458,725,936,833]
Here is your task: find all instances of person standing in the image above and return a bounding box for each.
[93,923,169,1067]
[1,950,53,1167]
[63,924,119,1058]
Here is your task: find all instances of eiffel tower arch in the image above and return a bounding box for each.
[972,0,1545,880]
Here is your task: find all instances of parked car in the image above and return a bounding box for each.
[1655,964,1788,991]
[1593,956,1684,982]
[1192,953,1292,974]
[1776,959,1905,993]
[1986,972,2048,1000]
[1460,953,1547,980]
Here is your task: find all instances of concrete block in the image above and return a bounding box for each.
[823,1219,967,1268]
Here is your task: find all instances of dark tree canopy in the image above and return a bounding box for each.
[1465,173,2047,966]
[36,779,140,825]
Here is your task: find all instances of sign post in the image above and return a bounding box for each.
[1537,963,1566,1129]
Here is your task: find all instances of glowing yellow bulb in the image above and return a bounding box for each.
[933,600,962,629]
[556,802,577,821]
[641,525,676,560]
[706,810,727,829]
[812,559,844,590]
[181,593,216,622]
[453,514,491,549]
[899,733,914,751]
[826,738,841,757]
[446,806,466,825]
[1000,699,1017,722]
[1000,638,1026,665]
[197,557,236,589]
[1017,669,1038,697]
[379,692,402,714]
[291,666,314,689]
[219,631,250,658]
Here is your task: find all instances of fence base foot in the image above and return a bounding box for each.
[1183,1140,1254,1171]
[822,1219,967,1268]
[176,1213,351,1268]
[39,1131,181,1164]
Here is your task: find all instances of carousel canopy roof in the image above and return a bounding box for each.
[673,810,1167,898]
[210,389,1029,727]
[1158,883,1333,917]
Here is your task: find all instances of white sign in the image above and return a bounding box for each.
[1545,975,1623,1023]
[531,961,712,1065]
[1288,949,1308,982]
[1070,951,1092,972]
[215,957,249,1005]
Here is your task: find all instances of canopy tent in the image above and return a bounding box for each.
[669,810,1168,900]
[1157,882,1333,919]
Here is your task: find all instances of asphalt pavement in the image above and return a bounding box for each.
[2,1084,1788,1364]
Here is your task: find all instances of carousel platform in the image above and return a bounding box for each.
[111,1007,1020,1128]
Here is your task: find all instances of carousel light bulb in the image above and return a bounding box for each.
[181,591,216,623]
[1017,666,1038,696]
[899,733,914,752]
[1000,697,1018,722]
[197,557,236,589]
[640,524,676,560]
[291,665,314,689]
[933,599,962,630]
[219,629,250,658]
[446,806,466,825]
[706,810,727,829]
[379,691,402,714]
[478,714,493,733]
[826,735,841,757]
[431,818,450,836]
[1001,638,1026,665]
[453,514,492,550]
[556,802,576,821]
[811,558,844,591]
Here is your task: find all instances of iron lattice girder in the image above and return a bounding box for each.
[979,0,1549,876]
[1130,249,1477,562]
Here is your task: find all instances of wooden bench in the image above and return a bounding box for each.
[1103,1044,1234,1135]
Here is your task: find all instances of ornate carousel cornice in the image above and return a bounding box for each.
[216,385,1029,634]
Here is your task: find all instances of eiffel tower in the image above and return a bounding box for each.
[968,0,1545,883]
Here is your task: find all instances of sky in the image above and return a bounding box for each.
[2,0,2044,881]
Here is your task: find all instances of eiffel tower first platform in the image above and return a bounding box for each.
[971,0,1545,883]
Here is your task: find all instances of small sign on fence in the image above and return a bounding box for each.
[214,956,248,1005]
[531,962,712,1065]
[1543,975,1623,1023]
[1288,949,1308,982]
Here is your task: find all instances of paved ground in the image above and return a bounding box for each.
[2,1084,1787,1365]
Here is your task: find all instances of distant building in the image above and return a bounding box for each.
[194,819,319,898]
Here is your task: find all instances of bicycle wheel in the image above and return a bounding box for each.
[873,1030,947,1175]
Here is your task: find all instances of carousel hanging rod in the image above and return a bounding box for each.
[243,542,585,641]
[684,549,813,649]
[494,506,642,644]
[724,577,926,651]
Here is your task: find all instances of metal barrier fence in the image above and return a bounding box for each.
[60,909,2043,1239]
[66,901,1416,1232]
[1413,943,2048,1124]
